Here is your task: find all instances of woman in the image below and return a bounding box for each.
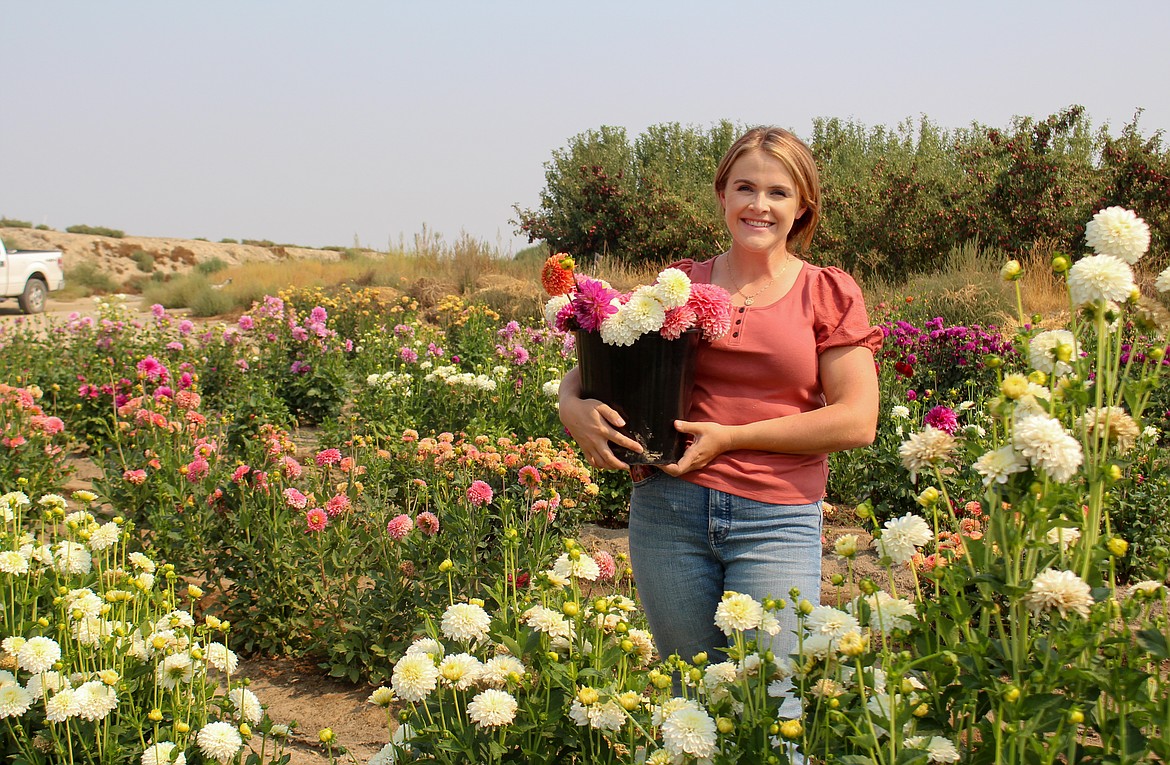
[558,126,882,670]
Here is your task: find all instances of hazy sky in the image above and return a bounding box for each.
[4,1,1168,255]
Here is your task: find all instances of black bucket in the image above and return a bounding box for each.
[576,329,700,465]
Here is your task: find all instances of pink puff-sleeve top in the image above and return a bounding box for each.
[669,257,883,504]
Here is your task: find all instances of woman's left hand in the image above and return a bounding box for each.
[660,420,732,476]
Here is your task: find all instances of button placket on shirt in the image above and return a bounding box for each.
[727,305,747,345]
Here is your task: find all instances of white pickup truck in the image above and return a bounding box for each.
[1,240,65,313]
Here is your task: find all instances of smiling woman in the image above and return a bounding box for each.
[557,127,883,712]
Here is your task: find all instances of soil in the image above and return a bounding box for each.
[20,292,909,764]
[1,227,344,285]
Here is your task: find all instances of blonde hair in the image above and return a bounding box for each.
[713,127,821,253]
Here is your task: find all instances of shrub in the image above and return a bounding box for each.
[0,217,32,228]
[65,261,119,294]
[130,249,154,272]
[195,256,228,275]
[65,224,125,238]
[188,286,237,317]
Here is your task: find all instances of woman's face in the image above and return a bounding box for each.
[718,150,806,257]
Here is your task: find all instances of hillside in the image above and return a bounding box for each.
[0,227,342,282]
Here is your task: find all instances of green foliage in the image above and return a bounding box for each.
[140,272,238,316]
[130,249,155,272]
[65,223,125,238]
[65,261,119,294]
[513,242,550,263]
[195,256,228,274]
[0,217,33,228]
[518,109,1170,278]
[514,121,737,267]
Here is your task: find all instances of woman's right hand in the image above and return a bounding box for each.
[558,367,643,471]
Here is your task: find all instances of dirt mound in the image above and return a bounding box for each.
[1,228,342,282]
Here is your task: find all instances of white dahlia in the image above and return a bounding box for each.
[905,734,962,763]
[1046,525,1082,551]
[624,286,668,334]
[543,294,571,328]
[661,700,717,759]
[0,550,29,576]
[0,683,33,719]
[804,605,860,640]
[73,680,117,721]
[598,309,642,346]
[479,655,525,688]
[653,267,692,309]
[1028,329,1079,377]
[1076,406,1140,455]
[713,591,763,635]
[874,513,933,566]
[1085,206,1150,263]
[438,653,483,691]
[972,445,1028,487]
[205,642,238,674]
[1026,568,1093,618]
[1013,414,1083,482]
[440,602,491,643]
[17,636,61,675]
[466,688,518,728]
[196,721,243,764]
[391,653,439,702]
[898,427,957,479]
[1067,254,1135,307]
[857,590,918,635]
[551,552,600,582]
[227,687,263,725]
[87,521,122,552]
[1157,265,1170,294]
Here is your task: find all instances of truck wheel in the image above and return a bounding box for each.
[18,278,48,314]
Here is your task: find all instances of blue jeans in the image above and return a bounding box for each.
[628,471,823,665]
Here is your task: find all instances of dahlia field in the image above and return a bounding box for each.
[3,209,1170,763]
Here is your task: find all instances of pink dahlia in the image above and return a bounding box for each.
[315,448,342,467]
[467,480,494,507]
[123,468,147,486]
[572,278,621,333]
[282,456,303,480]
[325,493,351,517]
[175,390,202,411]
[660,305,697,341]
[416,511,440,536]
[283,488,309,510]
[518,465,541,489]
[305,507,328,533]
[593,550,617,581]
[136,355,169,383]
[687,283,732,341]
[185,457,210,483]
[924,406,960,435]
[387,514,413,540]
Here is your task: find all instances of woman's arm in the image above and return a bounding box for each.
[558,366,644,470]
[661,345,879,476]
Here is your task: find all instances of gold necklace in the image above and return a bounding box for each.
[726,252,792,306]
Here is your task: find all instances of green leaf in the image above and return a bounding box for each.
[1135,628,1169,659]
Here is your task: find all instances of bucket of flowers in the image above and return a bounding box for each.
[541,254,732,465]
